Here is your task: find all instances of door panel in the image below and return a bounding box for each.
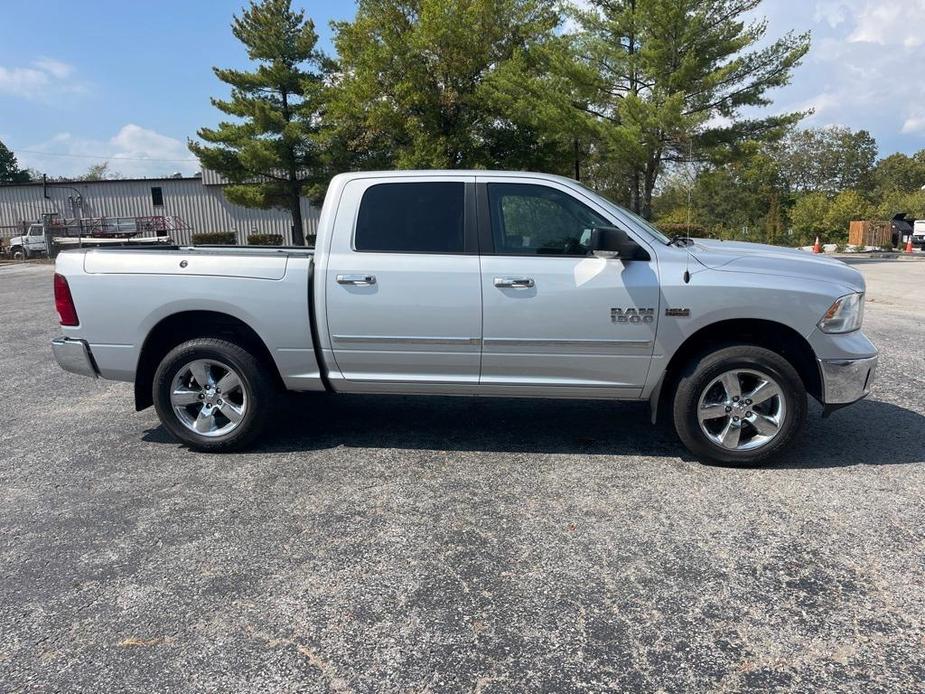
[324,177,482,384]
[478,180,659,392]
[326,253,482,382]
[480,256,658,388]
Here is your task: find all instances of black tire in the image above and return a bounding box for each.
[672,344,807,466]
[152,338,274,452]
[11,246,25,261]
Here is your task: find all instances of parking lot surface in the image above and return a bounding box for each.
[1,260,924,692]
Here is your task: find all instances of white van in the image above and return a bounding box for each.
[914,220,925,248]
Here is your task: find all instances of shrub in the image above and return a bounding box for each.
[305,234,317,247]
[192,232,236,245]
[248,233,283,246]
[880,242,895,252]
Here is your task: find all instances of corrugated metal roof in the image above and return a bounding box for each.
[200,168,314,186]
[0,175,203,187]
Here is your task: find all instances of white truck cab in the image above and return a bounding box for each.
[8,224,47,260]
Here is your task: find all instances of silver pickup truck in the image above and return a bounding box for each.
[51,171,877,465]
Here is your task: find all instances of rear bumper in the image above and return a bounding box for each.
[818,355,877,406]
[51,337,98,379]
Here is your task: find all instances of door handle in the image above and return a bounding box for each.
[337,274,377,286]
[494,277,535,289]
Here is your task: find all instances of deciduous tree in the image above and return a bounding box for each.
[0,140,30,183]
[772,127,878,194]
[872,151,925,195]
[78,162,121,181]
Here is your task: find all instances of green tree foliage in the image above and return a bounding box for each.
[327,0,565,171]
[772,127,878,194]
[824,191,872,240]
[875,189,925,220]
[872,151,925,195]
[655,142,785,241]
[78,162,121,181]
[0,140,30,183]
[778,190,872,245]
[653,125,918,246]
[788,192,831,244]
[189,0,329,245]
[572,0,810,218]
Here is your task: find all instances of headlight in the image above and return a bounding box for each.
[818,293,864,334]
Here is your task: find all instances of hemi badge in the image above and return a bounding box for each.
[665,308,691,318]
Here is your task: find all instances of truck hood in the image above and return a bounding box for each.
[689,239,865,293]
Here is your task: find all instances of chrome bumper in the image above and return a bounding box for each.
[818,355,877,405]
[51,337,98,379]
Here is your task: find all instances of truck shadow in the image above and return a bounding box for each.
[145,394,925,468]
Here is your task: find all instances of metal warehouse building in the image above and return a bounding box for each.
[0,169,320,245]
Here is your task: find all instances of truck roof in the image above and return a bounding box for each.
[332,170,580,185]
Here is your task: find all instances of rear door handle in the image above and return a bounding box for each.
[337,274,377,286]
[494,277,535,289]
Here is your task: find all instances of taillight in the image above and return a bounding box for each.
[54,273,79,326]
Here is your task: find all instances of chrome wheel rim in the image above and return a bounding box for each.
[697,368,786,452]
[170,359,247,438]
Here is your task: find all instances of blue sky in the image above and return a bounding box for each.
[1,0,924,179]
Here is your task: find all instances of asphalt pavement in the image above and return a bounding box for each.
[1,261,924,692]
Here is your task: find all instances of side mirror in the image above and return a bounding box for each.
[589,226,650,261]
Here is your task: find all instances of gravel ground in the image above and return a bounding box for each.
[1,261,924,693]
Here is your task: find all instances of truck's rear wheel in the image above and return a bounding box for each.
[153,338,272,452]
[672,345,807,466]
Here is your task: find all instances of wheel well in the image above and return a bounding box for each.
[656,319,822,419]
[134,311,281,411]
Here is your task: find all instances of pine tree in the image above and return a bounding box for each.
[189,0,328,245]
[575,0,810,218]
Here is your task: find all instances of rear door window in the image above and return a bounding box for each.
[355,182,465,253]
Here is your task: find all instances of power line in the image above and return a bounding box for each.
[12,148,198,163]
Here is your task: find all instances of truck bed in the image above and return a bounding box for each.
[55,246,324,393]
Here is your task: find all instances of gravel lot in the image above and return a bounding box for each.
[1,260,924,692]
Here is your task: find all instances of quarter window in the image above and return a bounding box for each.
[355,182,465,253]
[487,183,609,256]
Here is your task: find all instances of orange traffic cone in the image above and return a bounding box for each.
[812,236,822,254]
[905,237,914,254]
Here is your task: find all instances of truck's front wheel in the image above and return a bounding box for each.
[152,338,272,452]
[672,345,807,466]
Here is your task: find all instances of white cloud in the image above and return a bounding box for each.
[18,124,198,179]
[0,57,84,99]
[32,57,75,80]
[902,112,925,134]
[795,91,841,121]
[847,0,925,47]
[813,1,850,27]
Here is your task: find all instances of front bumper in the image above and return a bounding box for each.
[818,355,877,407]
[51,337,98,379]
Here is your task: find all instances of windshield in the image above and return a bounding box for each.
[573,182,671,245]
